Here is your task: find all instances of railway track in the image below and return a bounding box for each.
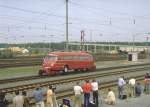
[0,64,149,94]
[0,57,42,68]
[0,59,42,68]
[0,63,150,84]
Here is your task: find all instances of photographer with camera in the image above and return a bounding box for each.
[47,85,54,107]
[47,85,58,107]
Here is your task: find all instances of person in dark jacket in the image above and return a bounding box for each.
[0,92,8,107]
[135,82,142,96]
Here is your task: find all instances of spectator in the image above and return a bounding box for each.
[91,79,99,107]
[62,99,71,107]
[22,91,30,107]
[135,82,142,97]
[118,76,126,99]
[47,85,54,107]
[105,88,116,105]
[73,82,83,107]
[144,73,150,94]
[52,85,58,107]
[128,78,136,97]
[0,92,8,107]
[83,80,92,107]
[13,91,24,107]
[33,87,44,107]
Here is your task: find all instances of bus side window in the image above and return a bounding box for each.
[73,56,79,60]
[63,56,73,60]
[58,57,61,60]
[80,56,85,60]
[63,56,67,60]
[80,56,90,60]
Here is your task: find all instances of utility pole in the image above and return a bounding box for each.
[109,17,112,25]
[90,30,92,52]
[90,30,92,42]
[66,0,69,51]
[146,36,149,59]
[49,35,54,52]
[80,30,85,51]
[132,35,135,52]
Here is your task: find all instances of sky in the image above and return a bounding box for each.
[0,0,150,43]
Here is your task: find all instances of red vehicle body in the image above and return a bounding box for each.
[39,51,96,75]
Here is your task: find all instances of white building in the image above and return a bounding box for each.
[119,47,147,52]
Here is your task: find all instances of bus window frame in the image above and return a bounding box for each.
[44,55,58,61]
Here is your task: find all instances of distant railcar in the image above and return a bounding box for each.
[39,51,96,76]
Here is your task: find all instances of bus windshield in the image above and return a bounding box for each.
[44,56,58,61]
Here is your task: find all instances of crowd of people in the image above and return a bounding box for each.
[0,85,57,107]
[117,72,150,101]
[0,72,149,107]
[73,79,99,107]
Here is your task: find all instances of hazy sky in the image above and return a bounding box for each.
[0,0,150,43]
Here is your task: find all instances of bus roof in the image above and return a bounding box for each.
[48,51,91,56]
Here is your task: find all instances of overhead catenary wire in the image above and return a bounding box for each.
[69,1,150,19]
[1,4,148,28]
[0,1,150,43]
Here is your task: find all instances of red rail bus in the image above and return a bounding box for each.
[39,51,96,76]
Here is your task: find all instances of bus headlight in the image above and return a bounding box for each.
[50,63,54,66]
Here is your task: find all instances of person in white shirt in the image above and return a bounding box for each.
[74,82,83,107]
[105,88,116,105]
[128,78,136,97]
[118,76,126,99]
[91,79,99,107]
[13,91,24,107]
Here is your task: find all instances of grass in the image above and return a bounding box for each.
[0,66,41,79]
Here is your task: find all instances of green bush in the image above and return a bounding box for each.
[0,49,15,59]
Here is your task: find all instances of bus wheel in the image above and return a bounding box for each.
[74,69,79,72]
[83,68,88,72]
[59,70,63,75]
[63,65,69,74]
[85,68,89,72]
